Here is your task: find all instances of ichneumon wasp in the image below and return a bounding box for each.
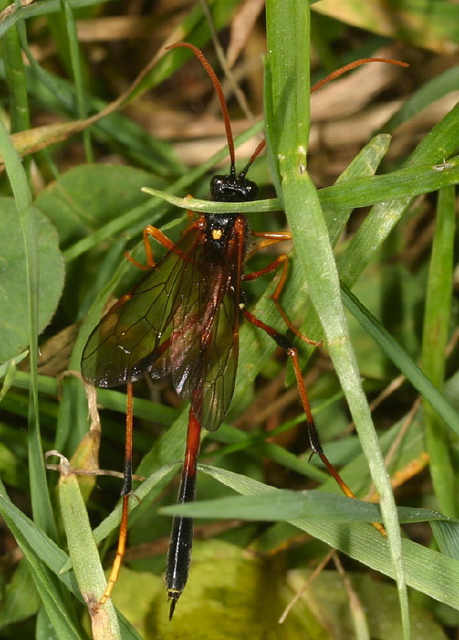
[81,42,406,618]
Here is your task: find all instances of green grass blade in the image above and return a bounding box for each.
[265,1,409,636]
[0,121,57,539]
[0,480,84,638]
[162,480,447,525]
[61,0,93,161]
[0,0,30,133]
[198,466,459,611]
[422,185,457,517]
[0,0,114,39]
[339,103,459,289]
[57,455,121,639]
[341,282,459,436]
[143,154,459,218]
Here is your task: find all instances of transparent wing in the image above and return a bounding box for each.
[81,218,244,432]
[149,224,244,431]
[166,267,240,432]
[196,288,240,431]
[81,225,202,388]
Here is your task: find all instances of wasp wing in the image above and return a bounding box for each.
[81,219,244,432]
[164,258,241,432]
[148,221,245,432]
[81,225,202,388]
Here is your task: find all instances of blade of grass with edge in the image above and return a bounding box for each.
[198,465,459,611]
[56,453,121,639]
[341,282,459,437]
[422,185,457,517]
[264,1,409,638]
[0,111,74,631]
[0,479,83,639]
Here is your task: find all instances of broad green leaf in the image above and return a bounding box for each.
[34,164,168,249]
[0,199,64,364]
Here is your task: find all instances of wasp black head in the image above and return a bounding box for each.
[210,172,258,203]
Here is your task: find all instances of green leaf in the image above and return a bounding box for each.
[422,185,457,517]
[265,2,409,635]
[161,483,448,525]
[143,155,459,216]
[57,454,121,639]
[0,199,64,364]
[195,466,459,610]
[143,539,328,639]
[0,480,84,638]
[341,283,459,437]
[34,164,168,250]
[431,520,459,561]
[0,561,40,627]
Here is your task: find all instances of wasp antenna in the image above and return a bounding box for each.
[239,139,266,178]
[311,57,408,93]
[166,42,236,171]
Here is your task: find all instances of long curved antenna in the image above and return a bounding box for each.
[240,58,407,172]
[239,138,266,178]
[166,42,237,173]
[311,57,408,93]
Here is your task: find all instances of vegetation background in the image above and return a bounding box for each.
[0,0,458,638]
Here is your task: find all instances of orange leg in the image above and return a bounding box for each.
[242,307,385,535]
[124,224,177,270]
[244,251,322,347]
[95,381,134,611]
